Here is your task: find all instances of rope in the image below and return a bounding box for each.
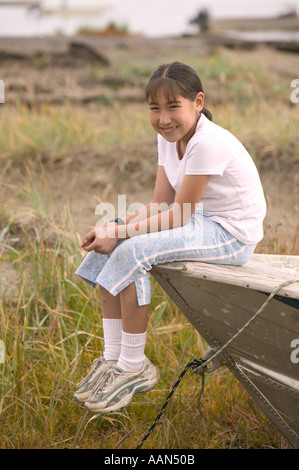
[193,279,299,372]
[134,278,299,449]
[135,358,206,449]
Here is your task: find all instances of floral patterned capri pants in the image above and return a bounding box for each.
[75,214,256,306]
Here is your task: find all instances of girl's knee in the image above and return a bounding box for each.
[234,243,256,265]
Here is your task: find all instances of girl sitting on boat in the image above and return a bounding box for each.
[74,61,266,413]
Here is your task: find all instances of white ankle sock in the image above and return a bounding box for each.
[117,330,147,372]
[102,318,122,361]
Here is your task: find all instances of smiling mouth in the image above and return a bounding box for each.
[160,126,178,135]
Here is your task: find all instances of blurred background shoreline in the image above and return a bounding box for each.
[0,0,298,40]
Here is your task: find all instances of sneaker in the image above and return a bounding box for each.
[73,357,117,403]
[84,357,160,413]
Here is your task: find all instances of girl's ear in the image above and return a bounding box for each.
[195,92,204,112]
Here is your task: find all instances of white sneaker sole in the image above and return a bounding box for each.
[85,369,160,413]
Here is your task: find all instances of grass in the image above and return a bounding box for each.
[0,102,151,165]
[0,47,298,449]
[0,225,286,448]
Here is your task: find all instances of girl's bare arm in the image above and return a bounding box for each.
[117,172,210,239]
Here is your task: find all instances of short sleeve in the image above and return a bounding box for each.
[185,134,233,176]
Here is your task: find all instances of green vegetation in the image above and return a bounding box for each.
[77,22,130,37]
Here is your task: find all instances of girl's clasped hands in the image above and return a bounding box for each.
[81,222,120,254]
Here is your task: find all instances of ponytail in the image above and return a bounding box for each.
[202,106,212,121]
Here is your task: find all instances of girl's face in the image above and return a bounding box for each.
[148,88,204,145]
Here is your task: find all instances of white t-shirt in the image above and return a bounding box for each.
[157,113,266,244]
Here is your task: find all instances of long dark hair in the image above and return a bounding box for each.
[145,61,212,121]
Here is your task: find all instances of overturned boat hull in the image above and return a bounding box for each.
[151,254,299,448]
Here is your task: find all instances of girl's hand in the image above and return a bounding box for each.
[81,229,96,249]
[81,224,119,254]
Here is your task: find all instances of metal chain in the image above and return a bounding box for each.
[134,278,299,449]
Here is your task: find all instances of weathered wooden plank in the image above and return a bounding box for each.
[154,255,299,299]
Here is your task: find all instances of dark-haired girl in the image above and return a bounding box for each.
[74,62,266,413]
